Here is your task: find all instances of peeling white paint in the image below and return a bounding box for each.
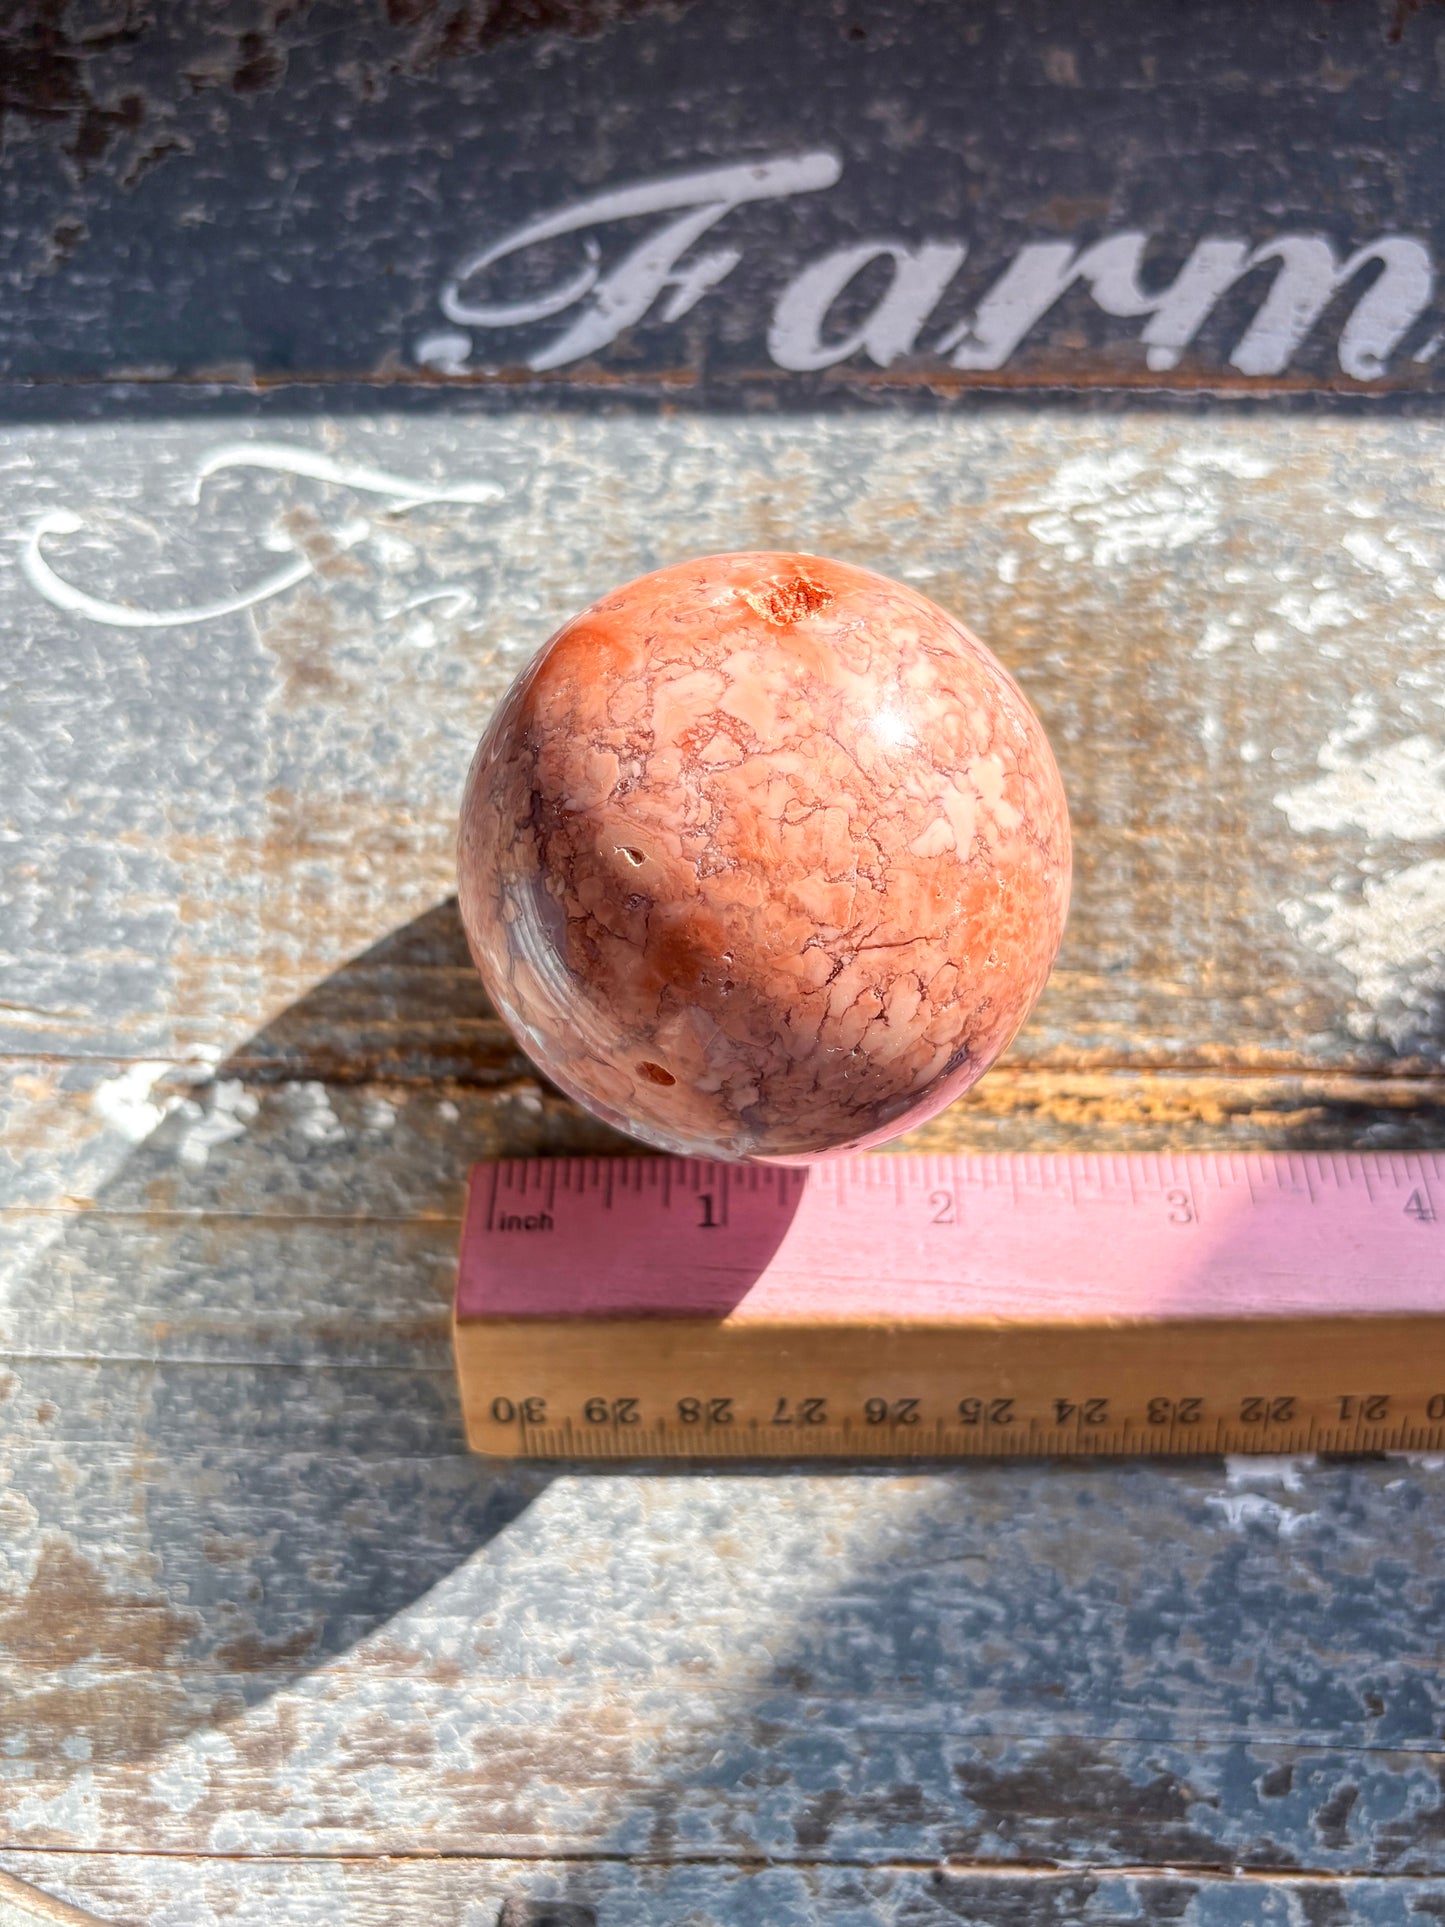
[282,1082,348,1150]
[1017,452,1213,568]
[1271,588,1358,637]
[174,1080,260,1173]
[1206,1491,1321,1535]
[10,1769,103,1847]
[1223,1455,1310,1490]
[1274,693,1445,1042]
[1015,445,1268,569]
[1194,616,1237,657]
[1274,734,1445,841]
[360,1097,397,1136]
[1281,859,1445,1030]
[1210,1466,1320,1534]
[91,1061,179,1144]
[1341,527,1414,585]
[146,1734,239,1823]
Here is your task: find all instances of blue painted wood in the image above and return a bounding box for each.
[3,0,1444,401]
[5,13,1445,1915]
[6,1855,1445,1927]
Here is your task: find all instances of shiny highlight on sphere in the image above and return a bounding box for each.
[458,552,1070,1160]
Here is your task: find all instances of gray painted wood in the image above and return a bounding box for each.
[3,1338,1445,1873]
[4,0,1445,401]
[8,1855,1445,1927]
[8,413,1445,1082]
[7,27,1445,1913]
[7,405,1445,1916]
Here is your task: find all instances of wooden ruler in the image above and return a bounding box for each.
[453,1154,1445,1459]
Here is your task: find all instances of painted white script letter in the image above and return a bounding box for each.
[939,230,1434,378]
[442,153,842,372]
[768,240,967,371]
[1231,235,1434,380]
[937,234,1230,370]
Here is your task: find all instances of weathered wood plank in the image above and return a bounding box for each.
[4,0,1445,402]
[6,1852,1445,1927]
[8,5,1445,1908]
[12,1057,1445,1224]
[11,1057,1445,1369]
[2,1355,1444,1869]
[0,1869,103,1927]
[0,1214,455,1366]
[7,415,1445,1087]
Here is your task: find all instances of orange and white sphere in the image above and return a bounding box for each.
[459,552,1070,1159]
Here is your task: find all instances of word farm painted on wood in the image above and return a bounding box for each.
[419,152,1438,387]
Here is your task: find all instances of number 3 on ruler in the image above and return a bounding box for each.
[1166,1188,1194,1224]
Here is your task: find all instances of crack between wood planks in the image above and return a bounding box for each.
[1,365,1435,399]
[3,1847,1445,1882]
[0,1206,465,1227]
[8,1049,1445,1086]
[0,1350,454,1373]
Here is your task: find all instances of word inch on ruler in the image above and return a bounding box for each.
[452,1153,1445,1461]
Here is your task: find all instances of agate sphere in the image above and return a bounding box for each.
[458,552,1070,1160]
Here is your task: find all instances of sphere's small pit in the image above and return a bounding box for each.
[618,846,647,867]
[637,1061,676,1087]
[741,573,835,626]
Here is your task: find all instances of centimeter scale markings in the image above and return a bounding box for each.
[452,1153,1445,1460]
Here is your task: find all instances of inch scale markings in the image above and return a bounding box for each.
[454,1153,1445,1461]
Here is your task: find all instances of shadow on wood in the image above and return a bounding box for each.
[7,900,1445,1898]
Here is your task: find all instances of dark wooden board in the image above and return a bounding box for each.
[5,0,1445,403]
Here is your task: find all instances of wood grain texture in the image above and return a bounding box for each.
[9,1856,1445,1927]
[9,342,1445,1919]
[7,413,1445,1086]
[4,0,1445,401]
[3,1341,1445,1871]
[9,1854,1445,1927]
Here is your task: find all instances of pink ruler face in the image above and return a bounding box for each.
[455,1153,1445,1323]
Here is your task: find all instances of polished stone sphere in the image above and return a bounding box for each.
[458,552,1070,1160]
